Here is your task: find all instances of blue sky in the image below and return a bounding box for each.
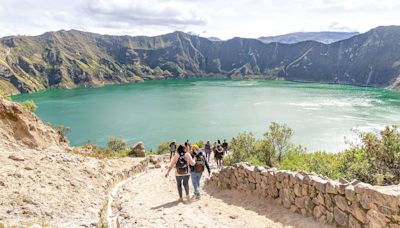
[0,0,399,39]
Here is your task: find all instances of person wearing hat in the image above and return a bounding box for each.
[190,144,211,199]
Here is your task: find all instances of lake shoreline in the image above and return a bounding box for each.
[12,79,400,152]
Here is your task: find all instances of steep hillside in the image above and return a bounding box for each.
[0,98,150,227]
[1,26,400,94]
[258,32,359,44]
[0,98,67,149]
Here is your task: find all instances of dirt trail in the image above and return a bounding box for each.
[110,163,330,228]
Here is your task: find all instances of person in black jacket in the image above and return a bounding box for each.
[222,139,228,155]
[190,144,211,199]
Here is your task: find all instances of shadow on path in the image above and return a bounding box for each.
[151,200,181,210]
[204,186,332,228]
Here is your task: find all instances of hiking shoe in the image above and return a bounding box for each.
[186,195,191,202]
[178,197,184,203]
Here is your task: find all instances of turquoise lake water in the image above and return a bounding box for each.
[13,79,400,152]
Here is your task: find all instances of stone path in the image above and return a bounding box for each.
[110,164,330,228]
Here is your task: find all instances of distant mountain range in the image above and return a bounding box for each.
[258,32,360,44]
[207,37,223,42]
[1,26,400,94]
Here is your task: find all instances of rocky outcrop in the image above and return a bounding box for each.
[0,99,151,227]
[206,163,400,227]
[130,142,146,157]
[0,98,67,149]
[1,26,400,94]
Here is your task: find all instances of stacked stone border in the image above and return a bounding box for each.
[205,163,400,227]
[98,158,149,227]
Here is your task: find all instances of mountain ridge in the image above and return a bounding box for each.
[1,26,400,94]
[258,31,359,44]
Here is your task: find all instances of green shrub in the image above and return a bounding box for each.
[21,100,37,111]
[279,149,344,179]
[0,90,12,101]
[55,125,70,138]
[92,148,128,158]
[195,140,204,148]
[227,132,257,165]
[107,137,127,153]
[339,126,400,185]
[264,122,293,163]
[157,141,171,155]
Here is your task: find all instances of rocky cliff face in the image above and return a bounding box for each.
[1,26,400,94]
[0,98,150,227]
[0,98,67,149]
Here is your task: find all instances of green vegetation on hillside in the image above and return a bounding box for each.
[2,26,400,93]
[156,141,171,155]
[55,125,71,138]
[20,99,37,111]
[224,123,400,185]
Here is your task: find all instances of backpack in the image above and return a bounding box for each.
[176,152,188,175]
[194,153,205,173]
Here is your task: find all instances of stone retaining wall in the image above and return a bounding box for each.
[98,157,149,227]
[205,163,400,227]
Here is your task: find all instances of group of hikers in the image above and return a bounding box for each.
[165,139,229,202]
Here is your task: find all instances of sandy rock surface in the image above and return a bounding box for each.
[0,143,146,227]
[0,99,67,149]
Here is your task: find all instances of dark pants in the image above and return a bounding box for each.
[175,175,190,198]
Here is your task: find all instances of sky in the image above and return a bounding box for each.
[0,0,400,39]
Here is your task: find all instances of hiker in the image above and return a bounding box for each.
[222,139,228,155]
[215,144,224,169]
[165,144,195,202]
[190,144,211,199]
[204,141,212,162]
[212,142,218,163]
[185,140,191,153]
[169,140,177,160]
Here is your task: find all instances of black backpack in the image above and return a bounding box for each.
[194,153,205,173]
[176,151,188,174]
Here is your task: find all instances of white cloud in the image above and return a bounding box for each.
[0,0,399,39]
[85,0,207,26]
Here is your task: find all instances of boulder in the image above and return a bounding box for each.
[334,207,348,226]
[313,205,326,218]
[310,175,327,193]
[324,194,334,212]
[312,193,325,205]
[301,184,309,196]
[326,181,338,194]
[349,202,368,224]
[295,197,306,209]
[130,142,146,157]
[345,185,357,201]
[334,195,349,212]
[367,209,389,228]
[294,184,302,196]
[349,215,362,228]
[326,211,334,224]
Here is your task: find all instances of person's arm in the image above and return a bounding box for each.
[185,153,196,166]
[203,153,211,175]
[165,153,178,177]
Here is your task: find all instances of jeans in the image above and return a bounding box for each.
[191,172,203,194]
[175,175,190,198]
